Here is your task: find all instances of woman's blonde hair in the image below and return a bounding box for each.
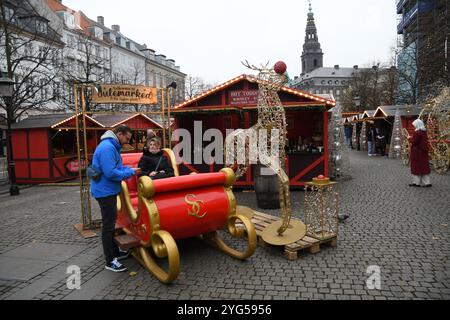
[147,136,161,147]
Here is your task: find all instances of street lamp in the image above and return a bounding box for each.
[165,82,177,148]
[0,75,19,195]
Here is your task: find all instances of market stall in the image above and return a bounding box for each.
[171,74,335,187]
[92,112,163,152]
[11,113,104,184]
[370,105,420,135]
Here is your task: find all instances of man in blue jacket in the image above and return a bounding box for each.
[91,125,140,272]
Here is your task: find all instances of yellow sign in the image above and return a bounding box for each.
[91,85,157,105]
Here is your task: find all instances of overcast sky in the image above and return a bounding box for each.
[63,0,399,85]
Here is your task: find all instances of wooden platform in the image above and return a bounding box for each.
[249,210,337,261]
[114,234,141,250]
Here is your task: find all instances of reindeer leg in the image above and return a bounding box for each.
[259,156,306,246]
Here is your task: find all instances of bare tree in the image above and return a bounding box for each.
[59,30,111,111]
[341,62,398,111]
[393,44,419,105]
[0,0,64,121]
[126,60,146,112]
[185,75,214,99]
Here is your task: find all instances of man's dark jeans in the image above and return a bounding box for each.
[96,195,120,265]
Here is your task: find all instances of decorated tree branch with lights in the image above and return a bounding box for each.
[328,104,351,180]
[388,108,403,159]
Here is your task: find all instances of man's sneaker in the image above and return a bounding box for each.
[105,258,127,272]
[116,249,131,261]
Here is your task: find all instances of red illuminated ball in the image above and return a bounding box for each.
[317,175,325,179]
[274,61,287,74]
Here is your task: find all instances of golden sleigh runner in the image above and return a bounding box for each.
[115,150,257,283]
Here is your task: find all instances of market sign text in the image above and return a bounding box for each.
[92,85,157,105]
[229,90,258,106]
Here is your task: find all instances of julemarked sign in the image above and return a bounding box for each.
[91,85,157,105]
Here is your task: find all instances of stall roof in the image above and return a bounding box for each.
[342,112,362,118]
[173,74,336,111]
[11,113,104,129]
[372,105,421,118]
[92,113,162,128]
[362,110,376,119]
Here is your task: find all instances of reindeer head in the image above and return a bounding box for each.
[242,60,288,91]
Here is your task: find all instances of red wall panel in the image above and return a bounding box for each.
[14,161,29,178]
[29,129,49,158]
[12,130,28,159]
[30,161,50,179]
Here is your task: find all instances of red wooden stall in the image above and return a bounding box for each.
[371,105,421,136]
[171,74,335,188]
[11,114,104,184]
[92,113,163,152]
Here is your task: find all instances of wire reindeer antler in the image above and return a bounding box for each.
[241,59,264,72]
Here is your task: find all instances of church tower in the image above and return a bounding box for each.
[301,1,323,74]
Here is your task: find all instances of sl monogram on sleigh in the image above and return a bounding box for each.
[185,194,207,219]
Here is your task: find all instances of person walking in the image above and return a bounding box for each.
[344,125,353,148]
[408,119,431,187]
[366,123,376,156]
[375,126,387,157]
[90,125,141,272]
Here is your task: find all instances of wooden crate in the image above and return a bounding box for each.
[249,210,337,261]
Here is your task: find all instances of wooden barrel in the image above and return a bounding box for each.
[254,164,280,209]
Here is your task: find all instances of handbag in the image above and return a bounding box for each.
[86,164,102,181]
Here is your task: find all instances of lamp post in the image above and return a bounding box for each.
[353,96,361,151]
[166,81,177,148]
[0,75,19,196]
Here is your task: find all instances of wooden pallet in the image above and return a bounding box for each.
[250,210,337,261]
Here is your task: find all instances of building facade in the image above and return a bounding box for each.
[396,0,449,101]
[2,0,186,116]
[0,0,65,116]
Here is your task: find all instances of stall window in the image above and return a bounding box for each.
[51,130,76,157]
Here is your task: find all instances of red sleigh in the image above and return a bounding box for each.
[115,149,257,283]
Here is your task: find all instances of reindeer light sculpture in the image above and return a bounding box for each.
[226,60,306,246]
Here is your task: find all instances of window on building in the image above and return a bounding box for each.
[36,20,48,34]
[24,43,32,56]
[116,36,121,45]
[77,60,83,75]
[321,80,325,85]
[3,6,16,23]
[77,39,83,51]
[314,59,317,67]
[64,13,75,29]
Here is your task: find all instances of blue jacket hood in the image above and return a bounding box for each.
[90,130,135,199]
[100,130,121,150]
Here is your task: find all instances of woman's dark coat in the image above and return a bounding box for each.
[409,130,431,175]
[138,150,174,179]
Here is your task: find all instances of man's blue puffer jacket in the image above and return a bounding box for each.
[90,130,135,199]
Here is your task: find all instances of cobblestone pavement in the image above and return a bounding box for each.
[0,150,449,300]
